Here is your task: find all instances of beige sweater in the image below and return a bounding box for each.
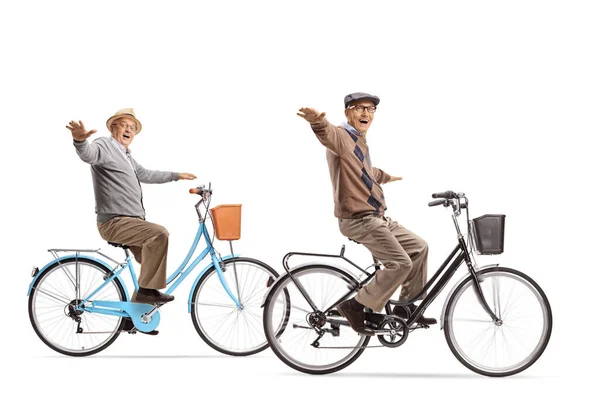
[311,119,390,219]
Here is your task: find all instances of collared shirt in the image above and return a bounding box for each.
[110,137,135,172]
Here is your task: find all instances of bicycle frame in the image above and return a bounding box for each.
[277,197,501,327]
[29,210,242,325]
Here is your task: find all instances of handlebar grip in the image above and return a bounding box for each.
[432,190,457,199]
[428,199,446,207]
[189,188,200,194]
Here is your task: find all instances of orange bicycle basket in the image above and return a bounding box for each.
[210,204,242,240]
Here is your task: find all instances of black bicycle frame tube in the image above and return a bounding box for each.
[408,236,500,325]
[407,247,466,326]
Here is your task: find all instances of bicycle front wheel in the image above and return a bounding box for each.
[444,266,552,377]
[28,258,127,356]
[263,265,370,375]
[191,257,279,356]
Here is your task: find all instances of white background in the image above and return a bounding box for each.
[1,0,598,398]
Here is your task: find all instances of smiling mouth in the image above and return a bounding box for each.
[123,134,131,139]
[359,119,369,125]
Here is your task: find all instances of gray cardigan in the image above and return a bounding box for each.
[74,136,179,223]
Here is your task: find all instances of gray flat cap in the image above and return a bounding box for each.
[344,92,380,108]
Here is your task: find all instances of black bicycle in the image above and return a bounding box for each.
[262,190,552,376]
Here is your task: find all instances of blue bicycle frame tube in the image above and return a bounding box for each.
[162,222,241,307]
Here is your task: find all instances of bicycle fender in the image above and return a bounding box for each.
[27,254,130,301]
[439,263,499,330]
[187,254,239,313]
[260,262,360,308]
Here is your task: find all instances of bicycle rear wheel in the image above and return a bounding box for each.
[263,265,370,375]
[28,258,127,356]
[191,257,280,356]
[444,266,552,377]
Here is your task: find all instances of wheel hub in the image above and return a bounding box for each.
[65,299,84,319]
[308,312,327,329]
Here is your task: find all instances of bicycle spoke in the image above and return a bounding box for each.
[193,301,238,309]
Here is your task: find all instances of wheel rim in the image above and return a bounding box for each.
[193,260,276,354]
[265,267,369,372]
[30,261,124,355]
[446,271,551,374]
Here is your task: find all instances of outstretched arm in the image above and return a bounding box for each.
[134,160,196,184]
[298,107,347,155]
[372,167,403,184]
[67,120,105,165]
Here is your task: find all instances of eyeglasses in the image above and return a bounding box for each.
[347,105,377,113]
[114,121,137,132]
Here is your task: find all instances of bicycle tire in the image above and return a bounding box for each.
[28,257,127,356]
[263,264,370,374]
[190,257,281,356]
[444,266,552,377]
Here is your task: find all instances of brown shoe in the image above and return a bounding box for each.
[132,288,174,304]
[393,304,437,325]
[337,298,374,336]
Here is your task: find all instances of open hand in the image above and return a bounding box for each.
[386,176,403,183]
[297,107,326,124]
[66,120,97,141]
[178,173,197,180]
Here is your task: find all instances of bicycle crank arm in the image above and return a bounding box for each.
[373,329,399,336]
[292,323,314,330]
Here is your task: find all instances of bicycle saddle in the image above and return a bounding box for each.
[108,242,130,249]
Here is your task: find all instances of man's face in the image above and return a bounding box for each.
[111,117,138,148]
[345,100,376,134]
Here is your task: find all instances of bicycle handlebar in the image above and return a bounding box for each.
[432,190,458,199]
[189,183,213,197]
[428,199,447,207]
[430,190,468,212]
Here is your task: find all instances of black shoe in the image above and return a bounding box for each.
[122,318,159,335]
[132,288,174,304]
[393,304,437,325]
[337,298,375,336]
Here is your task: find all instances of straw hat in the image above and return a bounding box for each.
[106,108,142,134]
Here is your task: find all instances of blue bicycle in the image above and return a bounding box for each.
[27,184,283,357]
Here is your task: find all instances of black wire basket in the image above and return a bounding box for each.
[470,214,506,255]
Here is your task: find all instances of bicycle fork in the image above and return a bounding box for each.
[466,264,502,324]
[210,253,242,309]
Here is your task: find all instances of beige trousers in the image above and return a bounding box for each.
[339,215,428,311]
[98,217,170,289]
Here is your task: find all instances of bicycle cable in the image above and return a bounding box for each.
[202,193,218,254]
